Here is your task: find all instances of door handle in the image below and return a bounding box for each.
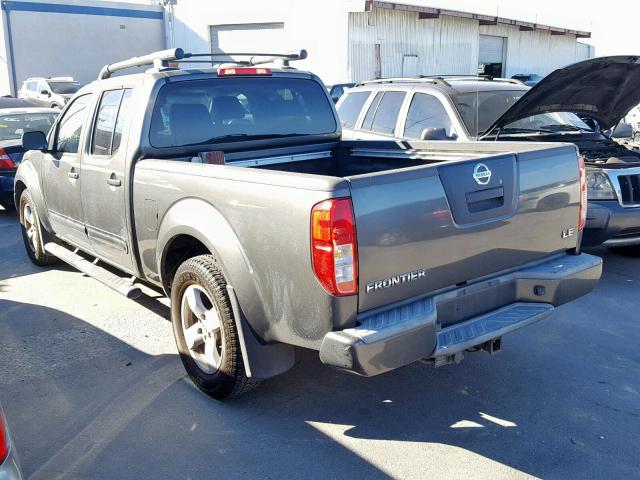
[107,174,121,187]
[67,168,79,179]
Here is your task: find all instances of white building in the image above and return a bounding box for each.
[0,0,165,95]
[165,0,594,85]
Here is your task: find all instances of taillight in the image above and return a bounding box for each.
[311,198,358,296]
[0,148,15,169]
[578,155,587,231]
[217,67,272,76]
[0,410,8,463]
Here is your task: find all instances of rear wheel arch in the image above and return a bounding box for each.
[161,233,212,293]
[156,198,268,339]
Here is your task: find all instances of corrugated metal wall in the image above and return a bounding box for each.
[348,9,479,81]
[348,8,591,82]
[478,24,580,77]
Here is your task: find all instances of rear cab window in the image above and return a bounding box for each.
[149,76,337,148]
[336,91,370,129]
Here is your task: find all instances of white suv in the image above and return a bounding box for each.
[18,77,81,109]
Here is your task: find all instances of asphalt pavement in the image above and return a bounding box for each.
[0,206,639,480]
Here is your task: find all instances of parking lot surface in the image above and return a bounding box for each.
[1,207,639,480]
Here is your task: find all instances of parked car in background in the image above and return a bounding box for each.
[510,73,543,86]
[338,56,640,253]
[15,48,600,400]
[0,98,58,210]
[0,403,23,480]
[18,77,81,109]
[327,82,355,103]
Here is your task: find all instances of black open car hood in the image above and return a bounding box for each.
[483,56,640,135]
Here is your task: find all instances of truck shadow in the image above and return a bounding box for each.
[3,283,638,479]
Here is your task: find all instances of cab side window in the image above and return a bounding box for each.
[91,89,133,156]
[403,93,454,139]
[55,94,94,154]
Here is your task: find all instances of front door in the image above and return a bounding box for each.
[42,93,95,249]
[81,88,135,272]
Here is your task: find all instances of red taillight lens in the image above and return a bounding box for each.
[578,155,587,231]
[0,410,8,463]
[311,198,358,296]
[0,148,14,169]
[217,67,272,76]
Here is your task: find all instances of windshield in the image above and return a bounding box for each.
[47,81,81,94]
[149,77,337,148]
[453,90,594,136]
[0,112,58,141]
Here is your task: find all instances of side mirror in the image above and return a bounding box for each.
[612,122,633,139]
[40,90,51,96]
[420,127,456,141]
[22,131,49,151]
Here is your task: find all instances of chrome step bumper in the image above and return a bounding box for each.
[319,253,602,376]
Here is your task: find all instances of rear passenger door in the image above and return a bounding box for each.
[81,88,135,272]
[352,90,407,140]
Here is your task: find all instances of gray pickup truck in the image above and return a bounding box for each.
[15,49,601,399]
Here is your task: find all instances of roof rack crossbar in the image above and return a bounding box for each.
[358,76,451,87]
[98,48,307,79]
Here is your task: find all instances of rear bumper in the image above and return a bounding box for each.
[584,200,640,247]
[319,253,602,376]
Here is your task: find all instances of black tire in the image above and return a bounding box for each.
[608,245,640,257]
[19,190,58,266]
[170,254,260,399]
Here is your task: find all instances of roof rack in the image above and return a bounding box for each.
[424,75,524,85]
[98,48,308,80]
[357,76,451,87]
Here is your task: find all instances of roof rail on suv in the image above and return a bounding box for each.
[98,48,308,80]
[356,75,524,87]
[357,76,452,87]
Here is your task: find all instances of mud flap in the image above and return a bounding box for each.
[226,285,295,379]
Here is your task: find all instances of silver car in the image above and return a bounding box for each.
[0,404,22,480]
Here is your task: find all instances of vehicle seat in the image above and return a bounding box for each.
[211,96,251,128]
[168,103,214,146]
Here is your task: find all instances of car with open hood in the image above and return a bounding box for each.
[338,56,640,253]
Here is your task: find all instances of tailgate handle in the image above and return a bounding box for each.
[466,186,504,212]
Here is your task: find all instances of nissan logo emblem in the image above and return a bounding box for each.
[473,163,492,185]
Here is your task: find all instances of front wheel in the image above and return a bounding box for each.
[19,190,58,266]
[170,254,260,399]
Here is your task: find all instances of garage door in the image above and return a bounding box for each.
[478,34,505,77]
[210,23,285,62]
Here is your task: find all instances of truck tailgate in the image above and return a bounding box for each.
[348,145,581,312]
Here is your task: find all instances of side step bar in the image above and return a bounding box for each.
[44,242,142,299]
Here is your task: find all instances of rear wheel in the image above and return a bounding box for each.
[19,190,58,266]
[170,254,260,399]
